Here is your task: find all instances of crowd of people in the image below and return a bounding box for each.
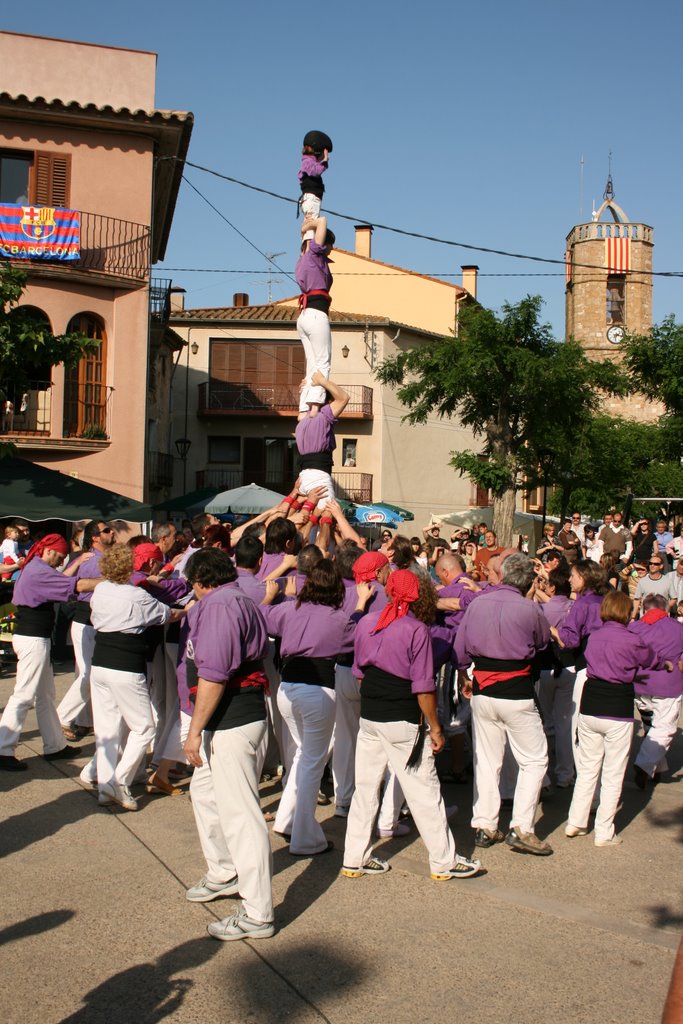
[0,493,681,943]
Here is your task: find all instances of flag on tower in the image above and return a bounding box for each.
[605,236,630,274]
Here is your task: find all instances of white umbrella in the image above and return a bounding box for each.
[204,483,286,515]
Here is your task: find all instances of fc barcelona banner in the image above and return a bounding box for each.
[0,203,80,261]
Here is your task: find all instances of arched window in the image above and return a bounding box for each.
[63,313,108,438]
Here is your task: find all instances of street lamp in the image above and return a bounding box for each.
[537,447,556,534]
[175,437,192,494]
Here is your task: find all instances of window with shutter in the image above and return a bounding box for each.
[31,152,71,207]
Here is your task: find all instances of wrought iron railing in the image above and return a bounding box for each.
[0,380,51,434]
[149,450,175,488]
[198,382,373,417]
[75,210,150,279]
[150,278,172,326]
[332,472,373,504]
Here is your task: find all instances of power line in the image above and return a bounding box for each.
[163,266,568,278]
[175,158,683,279]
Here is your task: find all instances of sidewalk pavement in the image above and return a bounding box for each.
[0,665,681,1024]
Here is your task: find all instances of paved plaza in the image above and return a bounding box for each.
[1,665,681,1024]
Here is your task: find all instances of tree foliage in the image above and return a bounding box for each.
[376,295,627,544]
[0,263,99,390]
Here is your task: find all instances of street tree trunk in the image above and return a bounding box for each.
[492,486,516,547]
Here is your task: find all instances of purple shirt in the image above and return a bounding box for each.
[236,568,267,604]
[295,240,333,295]
[13,557,77,607]
[263,600,357,659]
[74,548,103,604]
[584,621,662,685]
[353,611,435,693]
[256,552,295,582]
[541,594,573,630]
[557,591,604,651]
[188,584,268,684]
[628,617,683,698]
[454,584,550,667]
[298,154,327,182]
[295,404,336,456]
[437,574,480,632]
[130,571,189,606]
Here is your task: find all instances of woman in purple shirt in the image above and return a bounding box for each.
[295,214,335,412]
[565,589,669,846]
[262,560,372,856]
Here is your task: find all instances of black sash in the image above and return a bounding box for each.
[472,656,535,700]
[92,631,148,674]
[360,665,420,724]
[14,602,55,638]
[71,601,93,626]
[281,655,336,689]
[581,677,635,720]
[298,451,333,473]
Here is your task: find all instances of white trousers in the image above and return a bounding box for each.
[299,468,335,502]
[471,694,548,835]
[190,723,273,922]
[537,667,576,785]
[570,667,587,770]
[274,681,336,854]
[0,635,65,755]
[568,714,633,841]
[90,666,156,788]
[57,621,95,728]
[264,644,295,773]
[634,695,682,777]
[344,718,456,874]
[297,308,331,411]
[300,193,321,240]
[332,665,360,808]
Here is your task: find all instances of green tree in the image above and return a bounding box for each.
[0,263,99,454]
[376,295,626,546]
[621,315,683,454]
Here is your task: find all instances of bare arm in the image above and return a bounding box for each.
[310,370,349,417]
[417,692,444,754]
[300,215,329,247]
[325,499,363,545]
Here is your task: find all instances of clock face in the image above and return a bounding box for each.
[607,325,625,345]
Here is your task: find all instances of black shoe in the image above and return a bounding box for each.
[0,755,27,772]
[43,745,81,761]
[633,765,649,790]
[474,828,505,848]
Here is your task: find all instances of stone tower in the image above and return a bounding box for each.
[565,176,655,418]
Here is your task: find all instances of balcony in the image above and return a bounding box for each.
[0,379,114,451]
[197,382,373,419]
[8,210,151,285]
[194,467,373,506]
[150,278,172,329]
[332,472,373,504]
[149,450,174,488]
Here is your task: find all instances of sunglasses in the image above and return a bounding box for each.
[649,561,662,566]
[97,527,114,535]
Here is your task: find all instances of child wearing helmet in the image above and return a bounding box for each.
[298,130,333,241]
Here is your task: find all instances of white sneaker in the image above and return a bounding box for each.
[98,781,138,812]
[207,909,275,941]
[594,835,623,847]
[565,824,589,838]
[186,875,240,902]
[431,854,482,880]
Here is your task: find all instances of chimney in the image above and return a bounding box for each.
[233,292,249,307]
[354,224,373,259]
[170,286,186,310]
[461,265,479,299]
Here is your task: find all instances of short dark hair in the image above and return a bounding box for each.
[190,513,215,539]
[185,548,237,589]
[203,524,231,551]
[548,567,571,597]
[335,540,365,580]
[83,519,106,552]
[234,535,263,570]
[298,543,325,577]
[298,560,344,609]
[642,593,668,612]
[264,517,297,555]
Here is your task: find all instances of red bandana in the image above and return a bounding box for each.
[23,533,68,568]
[371,569,419,633]
[642,608,669,625]
[133,543,164,572]
[353,551,388,583]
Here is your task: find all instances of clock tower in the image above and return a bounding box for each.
[565,175,655,418]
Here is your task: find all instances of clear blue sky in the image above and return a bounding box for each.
[3,1,682,336]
